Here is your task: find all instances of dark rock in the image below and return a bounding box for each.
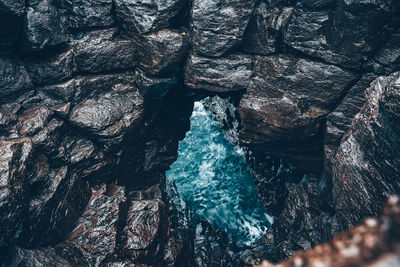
[185,54,253,93]
[73,28,137,74]
[24,0,68,51]
[256,196,400,267]
[62,136,95,164]
[119,199,165,261]
[28,165,68,216]
[190,0,256,57]
[0,57,33,104]
[135,29,189,75]
[0,138,32,246]
[163,181,193,266]
[17,171,91,247]
[16,105,51,136]
[328,0,398,67]
[284,1,398,68]
[37,79,76,104]
[69,85,144,144]
[0,0,25,48]
[114,0,186,36]
[242,3,294,55]
[68,184,125,266]
[26,48,74,86]
[371,29,400,75]
[333,72,400,229]
[324,74,377,175]
[133,69,179,98]
[60,0,114,29]
[193,220,235,267]
[270,176,339,260]
[5,243,89,267]
[238,55,357,158]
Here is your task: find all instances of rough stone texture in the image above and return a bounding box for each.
[193,220,235,266]
[26,48,75,86]
[371,29,400,75]
[324,74,377,175]
[185,54,253,93]
[119,200,163,257]
[1,0,400,266]
[239,55,357,156]
[191,0,256,57]
[0,138,32,246]
[333,72,400,229]
[114,0,186,36]
[256,196,400,267]
[69,85,144,144]
[0,57,33,103]
[25,0,68,51]
[135,29,189,75]
[72,28,137,74]
[60,0,114,29]
[68,184,126,266]
[284,0,399,68]
[5,243,89,267]
[242,3,294,55]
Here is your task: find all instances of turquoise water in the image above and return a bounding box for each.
[166,101,272,246]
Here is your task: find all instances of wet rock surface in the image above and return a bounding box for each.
[0,0,400,266]
[256,196,400,267]
[185,54,253,93]
[239,54,358,159]
[333,72,400,229]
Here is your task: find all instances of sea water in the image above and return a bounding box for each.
[166,100,272,246]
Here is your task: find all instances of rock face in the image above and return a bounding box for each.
[185,54,253,93]
[333,72,400,229]
[60,0,114,29]
[190,0,256,57]
[68,184,125,266]
[1,0,400,266]
[256,196,400,267]
[239,55,357,158]
[115,0,186,36]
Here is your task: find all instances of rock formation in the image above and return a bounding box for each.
[0,0,400,266]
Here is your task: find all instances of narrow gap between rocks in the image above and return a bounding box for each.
[166,96,273,247]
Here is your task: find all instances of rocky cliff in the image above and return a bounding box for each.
[0,0,400,266]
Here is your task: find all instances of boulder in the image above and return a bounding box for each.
[24,0,68,51]
[284,1,398,68]
[26,48,75,86]
[333,72,400,229]
[5,243,88,267]
[114,0,186,36]
[0,57,33,104]
[190,0,256,57]
[238,55,357,157]
[242,3,294,55]
[119,199,165,261]
[68,184,126,266]
[135,29,189,75]
[69,86,144,144]
[0,138,32,246]
[60,0,114,29]
[73,28,137,74]
[185,54,253,93]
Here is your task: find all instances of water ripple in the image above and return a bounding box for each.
[166,101,272,246]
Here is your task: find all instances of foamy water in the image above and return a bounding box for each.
[166,101,272,246]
